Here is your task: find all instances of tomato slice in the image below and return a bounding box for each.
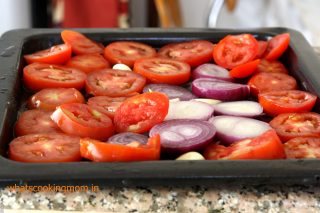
[66,53,110,73]
[85,69,146,97]
[229,59,260,78]
[255,41,268,59]
[269,112,320,142]
[264,33,290,61]
[258,90,317,116]
[133,57,191,85]
[15,109,62,136]
[158,40,214,67]
[248,72,297,96]
[104,41,157,67]
[284,137,320,159]
[23,63,86,91]
[204,130,285,160]
[80,134,161,162]
[9,133,81,163]
[61,30,104,55]
[24,44,72,65]
[213,34,259,69]
[255,59,288,74]
[28,88,85,111]
[114,92,169,133]
[51,103,114,140]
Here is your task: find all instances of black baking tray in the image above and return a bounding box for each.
[1,28,320,187]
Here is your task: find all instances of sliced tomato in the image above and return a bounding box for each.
[269,112,320,142]
[65,53,110,73]
[80,134,160,162]
[24,44,72,65]
[9,133,81,163]
[61,30,104,55]
[158,40,214,67]
[213,34,259,69]
[258,90,317,116]
[255,59,288,74]
[229,59,260,78]
[15,109,62,136]
[264,33,290,61]
[104,41,157,67]
[133,57,191,85]
[248,72,297,96]
[204,130,285,160]
[255,40,268,59]
[85,69,146,97]
[23,63,86,91]
[51,103,114,140]
[285,137,320,159]
[28,88,85,111]
[114,92,169,133]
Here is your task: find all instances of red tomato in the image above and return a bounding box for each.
[213,34,259,69]
[15,109,62,136]
[24,44,72,65]
[258,90,317,116]
[204,130,285,160]
[269,112,320,142]
[9,133,81,163]
[264,33,290,61]
[51,103,114,140]
[65,53,110,73]
[255,59,288,74]
[61,30,104,55]
[256,41,268,59]
[23,63,86,91]
[229,59,260,78]
[284,137,320,159]
[158,40,214,67]
[114,92,169,133]
[248,72,297,96]
[104,41,157,67]
[28,88,85,111]
[80,134,161,162]
[85,69,146,97]
[133,57,191,85]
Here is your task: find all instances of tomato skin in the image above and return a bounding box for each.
[256,41,268,59]
[213,34,259,69]
[284,137,320,159]
[114,92,169,133]
[24,44,72,65]
[85,69,146,97]
[264,33,290,61]
[104,41,157,67]
[158,40,214,67]
[28,88,85,111]
[204,130,285,160]
[255,59,288,74]
[65,53,111,73]
[80,134,161,162]
[258,90,317,117]
[133,57,191,85]
[229,59,260,78]
[51,103,115,140]
[270,112,320,142]
[9,133,81,163]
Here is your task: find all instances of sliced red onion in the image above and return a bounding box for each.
[209,116,271,145]
[192,78,250,101]
[149,119,216,154]
[192,63,234,82]
[143,84,197,101]
[192,98,221,105]
[214,101,263,117]
[165,101,214,121]
[108,132,148,145]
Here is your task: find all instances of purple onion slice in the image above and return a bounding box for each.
[108,132,148,145]
[192,63,234,82]
[213,101,263,117]
[143,84,197,101]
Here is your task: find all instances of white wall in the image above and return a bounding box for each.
[179,0,212,28]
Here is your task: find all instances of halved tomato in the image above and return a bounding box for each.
[114,92,169,133]
[255,59,288,74]
[65,53,110,73]
[285,137,320,159]
[255,40,268,59]
[158,40,214,67]
[229,59,260,78]
[24,44,72,65]
[133,57,191,85]
[9,133,81,163]
[264,33,290,61]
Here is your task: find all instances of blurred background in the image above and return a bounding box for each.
[1,0,319,45]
